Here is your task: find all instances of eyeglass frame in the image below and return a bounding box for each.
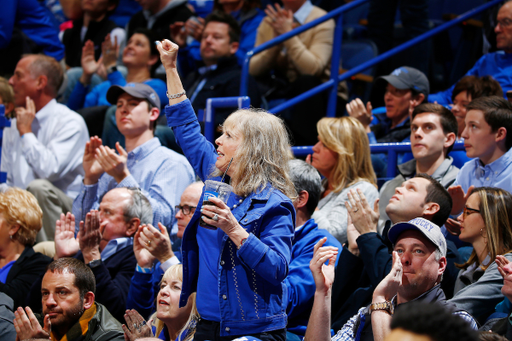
[497,18,512,28]
[463,205,481,219]
[175,205,197,216]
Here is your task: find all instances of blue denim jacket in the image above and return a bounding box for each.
[165,100,295,337]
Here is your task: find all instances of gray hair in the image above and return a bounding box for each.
[123,187,153,225]
[288,159,322,216]
[26,54,64,97]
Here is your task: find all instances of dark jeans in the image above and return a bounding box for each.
[367,0,429,75]
[194,319,286,341]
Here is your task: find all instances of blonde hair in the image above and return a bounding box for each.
[316,117,376,193]
[211,108,297,200]
[0,77,14,118]
[151,264,198,341]
[457,187,512,271]
[0,188,42,246]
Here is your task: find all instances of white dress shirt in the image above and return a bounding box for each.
[1,99,89,198]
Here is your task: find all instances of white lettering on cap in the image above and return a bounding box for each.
[409,218,435,232]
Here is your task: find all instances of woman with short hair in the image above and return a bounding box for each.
[0,188,51,308]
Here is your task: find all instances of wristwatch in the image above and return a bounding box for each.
[369,301,394,315]
[88,259,103,269]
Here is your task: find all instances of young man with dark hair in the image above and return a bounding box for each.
[15,258,124,341]
[378,103,458,232]
[447,96,512,222]
[386,302,479,341]
[72,83,194,234]
[180,10,261,123]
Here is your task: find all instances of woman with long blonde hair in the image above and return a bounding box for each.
[449,187,512,322]
[157,39,296,341]
[307,116,378,243]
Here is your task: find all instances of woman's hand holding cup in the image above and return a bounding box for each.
[201,197,237,233]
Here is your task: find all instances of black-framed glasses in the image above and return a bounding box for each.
[175,205,197,215]
[463,206,481,219]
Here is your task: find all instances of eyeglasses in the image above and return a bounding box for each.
[175,205,197,216]
[497,18,512,28]
[463,205,481,219]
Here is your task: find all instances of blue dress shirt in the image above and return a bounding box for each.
[72,137,195,233]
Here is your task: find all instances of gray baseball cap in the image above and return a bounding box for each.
[106,83,161,108]
[378,66,430,97]
[388,217,447,257]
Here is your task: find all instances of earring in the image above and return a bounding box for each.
[9,235,12,240]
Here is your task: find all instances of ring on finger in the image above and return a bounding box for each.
[213,213,219,221]
[353,208,359,213]
[146,240,151,246]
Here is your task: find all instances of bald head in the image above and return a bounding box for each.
[176,182,203,239]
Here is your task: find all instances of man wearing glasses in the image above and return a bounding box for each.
[429,1,512,104]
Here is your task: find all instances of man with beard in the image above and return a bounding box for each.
[13,258,124,341]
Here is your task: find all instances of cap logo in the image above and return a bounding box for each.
[150,93,156,100]
[391,67,408,77]
[409,217,435,232]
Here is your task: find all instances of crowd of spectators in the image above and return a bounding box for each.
[3,1,512,341]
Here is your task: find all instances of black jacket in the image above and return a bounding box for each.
[1,246,51,309]
[63,17,118,68]
[37,302,124,341]
[127,2,193,42]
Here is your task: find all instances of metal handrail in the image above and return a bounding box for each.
[204,97,251,142]
[293,141,467,179]
[240,0,369,116]
[241,0,502,117]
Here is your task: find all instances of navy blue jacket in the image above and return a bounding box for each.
[286,219,342,336]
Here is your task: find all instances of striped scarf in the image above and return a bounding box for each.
[50,303,97,341]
